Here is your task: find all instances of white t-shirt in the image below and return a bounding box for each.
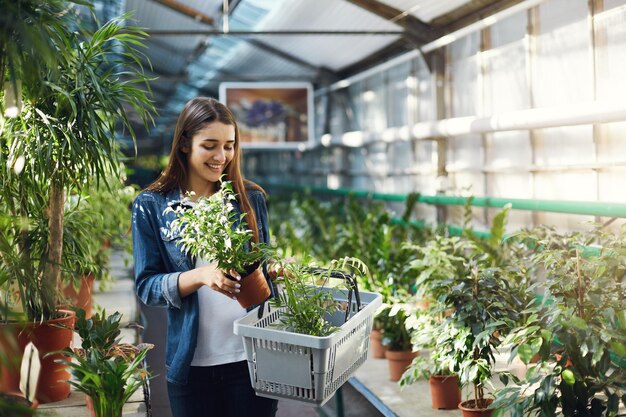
[190,256,247,366]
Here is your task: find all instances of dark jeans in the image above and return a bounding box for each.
[167,361,278,417]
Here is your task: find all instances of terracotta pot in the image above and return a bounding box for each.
[0,309,76,403]
[63,274,95,318]
[0,325,22,394]
[235,268,271,309]
[85,394,95,417]
[369,329,387,359]
[385,349,419,381]
[429,374,462,409]
[459,399,494,417]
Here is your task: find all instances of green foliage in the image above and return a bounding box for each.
[0,7,156,321]
[405,234,472,303]
[493,225,626,417]
[0,0,86,99]
[270,257,368,337]
[380,302,414,352]
[167,180,267,274]
[62,308,153,417]
[269,192,431,303]
[400,313,454,387]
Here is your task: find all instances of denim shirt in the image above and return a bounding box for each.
[131,187,273,385]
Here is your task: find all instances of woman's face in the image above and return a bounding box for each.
[184,121,236,191]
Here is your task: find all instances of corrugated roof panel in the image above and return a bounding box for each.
[220,42,318,79]
[126,0,207,73]
[229,0,402,71]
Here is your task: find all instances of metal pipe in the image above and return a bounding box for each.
[411,100,626,138]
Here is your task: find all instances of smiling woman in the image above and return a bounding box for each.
[132,97,278,417]
[182,123,236,194]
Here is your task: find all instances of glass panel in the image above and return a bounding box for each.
[448,32,480,117]
[386,61,411,128]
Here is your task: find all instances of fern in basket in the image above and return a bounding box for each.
[271,257,369,337]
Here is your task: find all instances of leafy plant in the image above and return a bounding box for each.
[400,313,454,386]
[166,180,267,275]
[405,234,472,304]
[0,9,155,321]
[492,225,626,417]
[270,257,368,337]
[61,308,153,417]
[380,302,414,352]
[433,265,533,409]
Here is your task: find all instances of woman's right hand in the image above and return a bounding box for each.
[178,263,241,299]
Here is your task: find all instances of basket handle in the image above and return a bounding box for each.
[304,267,362,323]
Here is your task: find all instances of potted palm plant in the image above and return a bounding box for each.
[0,4,155,402]
[492,225,626,417]
[62,308,153,417]
[167,179,271,308]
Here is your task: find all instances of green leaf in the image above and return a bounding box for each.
[610,342,626,358]
[518,337,543,365]
[567,316,587,330]
[561,369,575,385]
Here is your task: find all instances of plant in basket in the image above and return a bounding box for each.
[61,308,153,417]
[492,225,626,417]
[270,257,369,337]
[233,256,382,406]
[166,179,271,308]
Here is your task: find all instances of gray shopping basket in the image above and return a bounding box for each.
[233,268,382,405]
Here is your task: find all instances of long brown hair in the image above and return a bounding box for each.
[146,97,265,243]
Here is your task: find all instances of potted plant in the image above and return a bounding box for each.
[435,260,536,417]
[62,167,139,318]
[492,225,626,417]
[400,313,462,409]
[268,257,369,337]
[0,7,155,401]
[167,179,272,308]
[61,308,153,417]
[380,301,418,381]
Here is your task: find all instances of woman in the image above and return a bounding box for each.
[132,97,278,417]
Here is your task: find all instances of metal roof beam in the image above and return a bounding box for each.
[145,29,405,36]
[345,0,440,45]
[151,0,214,25]
[147,0,339,82]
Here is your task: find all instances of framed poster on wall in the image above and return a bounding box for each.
[219,82,314,149]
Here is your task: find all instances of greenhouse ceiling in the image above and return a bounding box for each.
[109,0,530,147]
